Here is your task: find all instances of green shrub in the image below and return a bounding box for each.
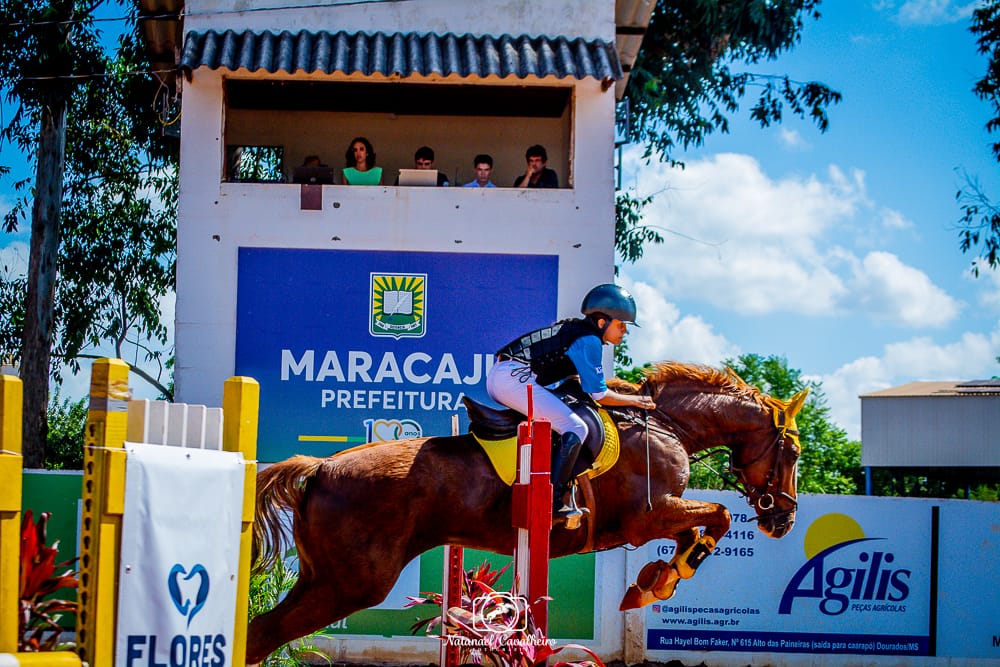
[45,389,86,470]
[248,549,332,666]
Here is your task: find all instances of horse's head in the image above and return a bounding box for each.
[731,388,808,539]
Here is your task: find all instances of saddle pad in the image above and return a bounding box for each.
[472,408,621,486]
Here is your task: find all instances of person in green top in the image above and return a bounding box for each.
[342,137,382,185]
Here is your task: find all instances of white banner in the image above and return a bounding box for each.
[116,442,245,667]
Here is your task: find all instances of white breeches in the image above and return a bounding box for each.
[485,359,588,442]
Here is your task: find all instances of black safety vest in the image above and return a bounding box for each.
[495,318,602,387]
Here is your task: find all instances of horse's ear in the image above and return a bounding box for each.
[786,388,810,418]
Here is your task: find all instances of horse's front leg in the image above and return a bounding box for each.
[619,497,731,610]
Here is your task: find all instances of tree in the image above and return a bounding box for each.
[0,2,177,467]
[614,1,841,265]
[957,1,1000,275]
[685,354,862,494]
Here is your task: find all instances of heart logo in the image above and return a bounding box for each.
[167,563,210,628]
[370,419,422,442]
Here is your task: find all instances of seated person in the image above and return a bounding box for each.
[395,146,450,186]
[293,154,337,184]
[342,137,382,185]
[462,154,496,188]
[513,144,559,189]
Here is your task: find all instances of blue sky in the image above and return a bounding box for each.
[619,0,1000,438]
[2,1,999,439]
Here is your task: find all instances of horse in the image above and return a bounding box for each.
[247,361,808,664]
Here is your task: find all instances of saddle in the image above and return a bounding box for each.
[463,380,620,486]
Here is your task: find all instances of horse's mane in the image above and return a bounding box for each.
[608,361,765,406]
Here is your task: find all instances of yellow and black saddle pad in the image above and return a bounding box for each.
[465,398,620,486]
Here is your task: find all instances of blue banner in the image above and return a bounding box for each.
[647,630,928,655]
[236,248,558,462]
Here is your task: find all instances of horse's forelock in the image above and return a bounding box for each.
[642,361,764,405]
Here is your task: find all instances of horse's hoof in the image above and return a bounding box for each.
[618,580,677,610]
[652,570,680,601]
[619,583,654,610]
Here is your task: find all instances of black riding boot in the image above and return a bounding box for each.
[551,432,585,529]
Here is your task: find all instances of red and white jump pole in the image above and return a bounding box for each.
[441,415,464,667]
[442,389,553,666]
[511,384,552,634]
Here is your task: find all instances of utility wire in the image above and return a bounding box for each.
[17,68,178,82]
[1,0,407,29]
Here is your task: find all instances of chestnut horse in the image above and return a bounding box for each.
[247,362,808,664]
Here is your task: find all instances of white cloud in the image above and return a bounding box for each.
[848,251,961,327]
[977,269,1000,310]
[879,207,912,230]
[622,150,955,324]
[888,0,977,24]
[779,128,810,150]
[817,326,1000,439]
[619,277,740,366]
[617,149,994,440]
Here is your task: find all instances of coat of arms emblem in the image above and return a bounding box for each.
[370,272,426,339]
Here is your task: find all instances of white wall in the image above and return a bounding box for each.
[184,0,614,41]
[175,65,616,406]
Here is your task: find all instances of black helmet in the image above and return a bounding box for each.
[581,284,639,326]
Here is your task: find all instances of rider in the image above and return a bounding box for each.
[487,284,655,528]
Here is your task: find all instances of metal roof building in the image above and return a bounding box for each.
[861,380,999,468]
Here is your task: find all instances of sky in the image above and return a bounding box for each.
[617,0,1000,439]
[2,1,999,440]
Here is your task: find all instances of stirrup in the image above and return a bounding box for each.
[553,483,588,531]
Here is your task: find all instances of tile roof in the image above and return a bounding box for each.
[180,29,623,82]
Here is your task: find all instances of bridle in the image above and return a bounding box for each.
[629,397,801,525]
[727,404,800,523]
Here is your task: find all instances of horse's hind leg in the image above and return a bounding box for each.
[246,551,408,665]
[246,575,342,665]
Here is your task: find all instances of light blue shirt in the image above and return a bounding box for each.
[565,335,607,398]
[463,180,496,188]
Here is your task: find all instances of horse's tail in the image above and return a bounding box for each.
[252,455,325,575]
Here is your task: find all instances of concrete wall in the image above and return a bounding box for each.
[184,0,614,41]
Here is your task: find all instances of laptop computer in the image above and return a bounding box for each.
[292,166,337,185]
[397,169,439,187]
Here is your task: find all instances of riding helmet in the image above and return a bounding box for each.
[581,283,639,326]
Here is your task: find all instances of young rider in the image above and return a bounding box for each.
[487,284,655,529]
